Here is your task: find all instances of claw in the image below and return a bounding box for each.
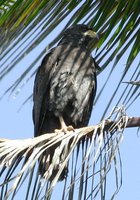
[66,125,74,132]
[55,115,75,134]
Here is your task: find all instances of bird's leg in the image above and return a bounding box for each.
[55,115,74,134]
[59,115,68,133]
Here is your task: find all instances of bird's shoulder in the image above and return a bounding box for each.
[33,45,67,97]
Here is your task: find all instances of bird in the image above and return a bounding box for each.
[33,24,99,180]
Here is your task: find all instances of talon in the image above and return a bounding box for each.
[55,115,75,134]
[67,125,75,132]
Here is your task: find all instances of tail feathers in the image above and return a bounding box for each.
[39,150,68,181]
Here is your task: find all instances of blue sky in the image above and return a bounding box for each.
[0,17,140,200]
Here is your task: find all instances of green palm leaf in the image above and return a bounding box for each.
[0,0,139,111]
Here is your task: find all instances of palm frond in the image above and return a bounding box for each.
[0,107,130,199]
[0,0,139,103]
[0,1,140,199]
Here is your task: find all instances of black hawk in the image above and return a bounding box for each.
[33,24,98,180]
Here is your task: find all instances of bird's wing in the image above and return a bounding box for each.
[33,47,59,136]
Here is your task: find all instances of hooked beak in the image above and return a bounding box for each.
[84,30,99,40]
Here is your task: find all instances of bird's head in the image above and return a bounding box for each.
[60,24,99,49]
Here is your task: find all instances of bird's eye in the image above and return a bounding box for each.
[83,28,89,32]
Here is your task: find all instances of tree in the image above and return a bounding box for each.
[0,0,139,199]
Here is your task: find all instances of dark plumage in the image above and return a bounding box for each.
[33,24,98,180]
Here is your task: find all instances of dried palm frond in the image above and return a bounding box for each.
[0,107,130,199]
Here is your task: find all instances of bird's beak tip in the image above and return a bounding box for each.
[96,32,100,39]
[91,31,99,40]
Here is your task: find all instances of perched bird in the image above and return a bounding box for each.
[33,24,99,180]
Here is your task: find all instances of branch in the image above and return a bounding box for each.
[126,117,140,128]
[81,116,140,138]
[0,115,139,199]
[122,81,140,86]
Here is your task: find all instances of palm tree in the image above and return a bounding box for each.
[0,0,139,199]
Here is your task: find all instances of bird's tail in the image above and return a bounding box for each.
[39,148,68,181]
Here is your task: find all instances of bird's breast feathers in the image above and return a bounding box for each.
[48,45,96,116]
